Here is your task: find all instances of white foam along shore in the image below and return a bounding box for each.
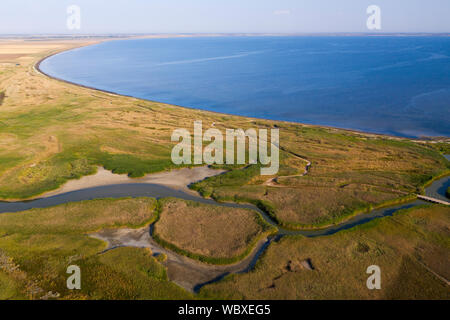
[38,166,226,199]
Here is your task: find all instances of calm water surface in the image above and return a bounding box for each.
[1,174,448,237]
[40,36,450,138]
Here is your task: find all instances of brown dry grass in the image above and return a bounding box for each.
[0,197,192,300]
[155,199,269,259]
[200,205,450,299]
[0,197,157,234]
[0,38,448,228]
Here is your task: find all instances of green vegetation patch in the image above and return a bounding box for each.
[0,197,193,299]
[191,130,448,229]
[199,205,450,300]
[74,247,192,300]
[0,270,26,300]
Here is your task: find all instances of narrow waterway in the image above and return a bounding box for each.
[1,163,448,292]
[1,172,448,237]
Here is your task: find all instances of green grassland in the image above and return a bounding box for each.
[0,197,192,299]
[0,270,26,300]
[199,204,450,300]
[0,197,447,300]
[191,133,449,229]
[0,42,449,229]
[1,39,449,301]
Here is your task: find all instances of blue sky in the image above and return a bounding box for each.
[1,0,449,34]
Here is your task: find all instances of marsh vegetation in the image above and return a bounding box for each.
[153,198,276,264]
[0,39,449,300]
[199,205,450,299]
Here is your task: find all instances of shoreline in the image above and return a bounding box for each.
[0,38,442,208]
[1,36,448,300]
[33,37,450,141]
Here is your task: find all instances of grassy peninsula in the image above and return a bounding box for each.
[0,39,449,228]
[0,37,449,300]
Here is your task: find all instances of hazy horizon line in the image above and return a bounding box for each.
[1,32,449,37]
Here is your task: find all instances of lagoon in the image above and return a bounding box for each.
[40,36,450,138]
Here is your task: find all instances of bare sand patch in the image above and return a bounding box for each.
[0,54,25,61]
[0,44,64,54]
[39,166,226,199]
[90,226,271,292]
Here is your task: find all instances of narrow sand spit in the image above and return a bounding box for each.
[90,227,271,293]
[39,166,225,199]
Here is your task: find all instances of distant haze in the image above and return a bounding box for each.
[1,0,450,34]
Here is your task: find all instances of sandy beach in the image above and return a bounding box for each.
[39,166,226,199]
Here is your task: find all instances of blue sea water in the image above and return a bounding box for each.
[40,36,450,138]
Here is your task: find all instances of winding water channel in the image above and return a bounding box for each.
[0,158,448,292]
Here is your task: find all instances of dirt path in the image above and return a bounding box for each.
[264,148,311,187]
